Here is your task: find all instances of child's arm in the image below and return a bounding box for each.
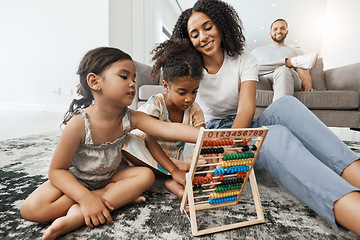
[144,134,186,186]
[131,110,199,143]
[48,115,113,227]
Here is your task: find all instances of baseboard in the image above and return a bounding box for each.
[0,103,67,113]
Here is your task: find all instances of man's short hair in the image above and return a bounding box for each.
[270,19,288,30]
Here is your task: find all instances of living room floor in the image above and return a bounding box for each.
[0,109,63,141]
[0,109,360,142]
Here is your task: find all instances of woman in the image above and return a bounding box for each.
[171,0,360,235]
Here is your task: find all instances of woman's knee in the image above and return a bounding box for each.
[264,125,293,142]
[274,95,299,105]
[268,95,304,115]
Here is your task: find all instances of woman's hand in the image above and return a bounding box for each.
[79,193,114,228]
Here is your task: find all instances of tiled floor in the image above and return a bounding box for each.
[0,109,360,142]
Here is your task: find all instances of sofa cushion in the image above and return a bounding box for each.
[257,76,273,90]
[139,85,166,101]
[256,90,359,110]
[309,58,326,91]
[295,91,359,109]
[256,90,274,107]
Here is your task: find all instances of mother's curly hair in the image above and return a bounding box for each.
[171,0,246,57]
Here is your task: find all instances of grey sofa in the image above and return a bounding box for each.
[133,59,360,129]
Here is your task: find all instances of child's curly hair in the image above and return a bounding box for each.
[171,0,246,57]
[151,39,203,83]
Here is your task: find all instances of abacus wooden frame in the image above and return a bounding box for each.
[180,126,268,236]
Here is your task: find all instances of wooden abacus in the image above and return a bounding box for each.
[180,126,268,236]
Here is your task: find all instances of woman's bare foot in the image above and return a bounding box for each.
[165,179,184,199]
[42,204,84,240]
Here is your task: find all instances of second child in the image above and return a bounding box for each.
[123,39,205,198]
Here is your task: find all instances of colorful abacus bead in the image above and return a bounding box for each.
[215,183,242,193]
[209,195,238,204]
[241,145,249,151]
[237,172,246,178]
[203,139,234,147]
[201,147,224,155]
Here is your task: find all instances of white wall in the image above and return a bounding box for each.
[321,0,360,69]
[0,0,109,112]
[233,0,327,54]
[109,0,133,56]
[109,0,180,64]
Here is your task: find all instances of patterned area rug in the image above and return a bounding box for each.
[1,133,360,240]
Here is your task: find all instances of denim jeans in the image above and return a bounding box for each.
[206,96,359,229]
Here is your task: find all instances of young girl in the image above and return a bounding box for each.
[20,47,199,240]
[123,39,205,199]
[172,0,360,236]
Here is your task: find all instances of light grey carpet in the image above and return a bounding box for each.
[1,132,360,239]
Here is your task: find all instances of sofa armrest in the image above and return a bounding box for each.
[131,61,160,110]
[325,62,360,111]
[325,62,360,91]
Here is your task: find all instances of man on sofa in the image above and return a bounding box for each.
[251,18,318,102]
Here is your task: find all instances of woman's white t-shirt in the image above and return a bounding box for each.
[196,51,258,122]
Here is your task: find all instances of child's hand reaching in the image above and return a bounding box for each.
[79,193,114,228]
[164,168,187,199]
[171,168,186,187]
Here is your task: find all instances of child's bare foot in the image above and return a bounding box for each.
[42,204,84,240]
[42,216,79,240]
[132,195,146,203]
[165,179,184,199]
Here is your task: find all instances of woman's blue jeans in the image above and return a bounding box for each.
[206,96,359,228]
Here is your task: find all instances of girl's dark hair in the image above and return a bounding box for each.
[171,0,245,57]
[151,39,203,83]
[62,47,132,125]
